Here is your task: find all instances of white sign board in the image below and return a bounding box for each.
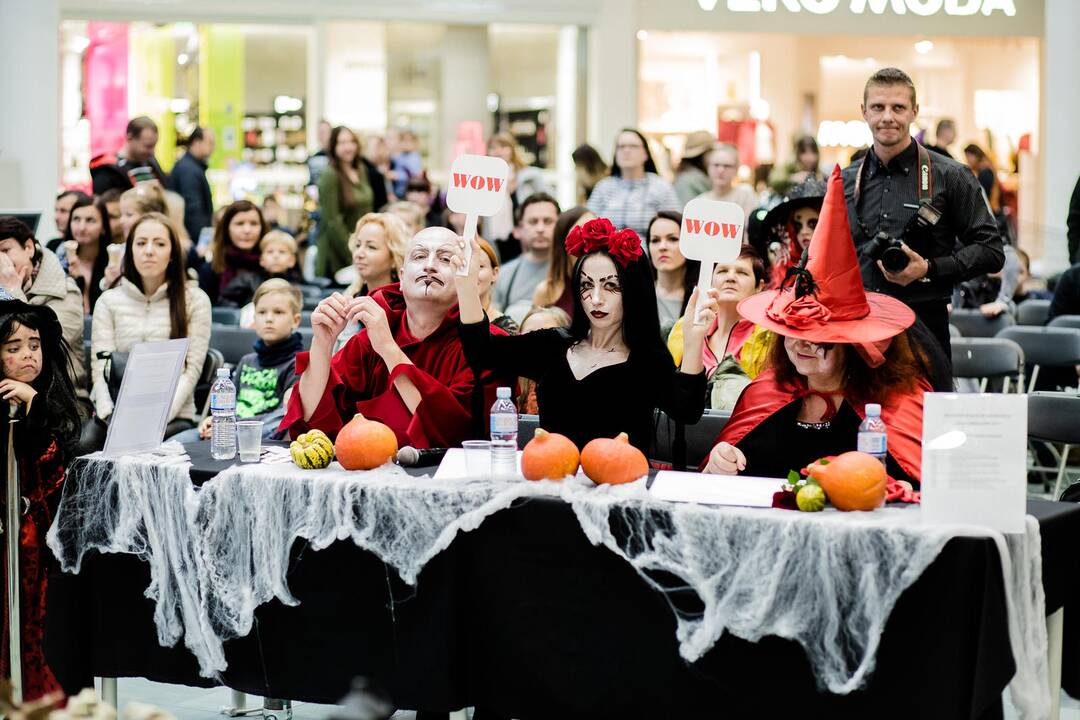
[650,471,776,507]
[920,392,1027,534]
[445,154,510,275]
[103,338,189,457]
[679,198,745,324]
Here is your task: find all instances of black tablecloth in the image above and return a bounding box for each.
[44,444,1080,718]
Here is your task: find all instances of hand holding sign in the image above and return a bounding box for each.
[679,198,746,325]
[446,154,510,276]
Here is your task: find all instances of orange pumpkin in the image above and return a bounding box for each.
[521,429,580,481]
[580,432,649,485]
[806,451,887,511]
[335,414,398,471]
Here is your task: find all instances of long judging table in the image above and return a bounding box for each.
[44,443,1080,719]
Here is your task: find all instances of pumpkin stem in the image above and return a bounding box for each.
[615,432,629,443]
[535,428,549,440]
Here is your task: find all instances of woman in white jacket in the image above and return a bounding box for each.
[85,212,210,449]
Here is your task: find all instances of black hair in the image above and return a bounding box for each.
[515,192,561,226]
[57,189,87,203]
[568,248,668,361]
[0,307,81,462]
[645,210,700,315]
[611,128,659,177]
[187,126,208,145]
[0,216,41,272]
[572,144,607,175]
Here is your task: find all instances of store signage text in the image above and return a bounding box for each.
[451,172,506,193]
[723,0,1017,16]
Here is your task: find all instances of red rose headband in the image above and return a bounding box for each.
[565,217,643,268]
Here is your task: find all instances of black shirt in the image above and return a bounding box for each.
[737,401,913,484]
[458,320,706,453]
[1049,263,1080,320]
[842,140,1003,305]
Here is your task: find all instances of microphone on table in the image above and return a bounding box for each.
[395,446,449,468]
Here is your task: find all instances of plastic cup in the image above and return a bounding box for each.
[236,420,264,462]
[462,440,492,477]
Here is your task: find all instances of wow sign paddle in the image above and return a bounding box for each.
[446,153,510,275]
[679,198,745,325]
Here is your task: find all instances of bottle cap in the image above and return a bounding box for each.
[217,368,231,378]
[865,403,881,416]
[496,386,511,399]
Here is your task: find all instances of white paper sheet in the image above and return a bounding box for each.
[103,338,189,457]
[921,392,1027,533]
[433,447,523,480]
[649,470,778,508]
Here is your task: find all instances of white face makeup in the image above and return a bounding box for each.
[792,207,819,251]
[401,227,458,305]
[578,253,624,333]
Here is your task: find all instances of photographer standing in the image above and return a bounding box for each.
[843,68,1003,357]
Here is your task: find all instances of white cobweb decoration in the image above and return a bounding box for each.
[47,456,1048,718]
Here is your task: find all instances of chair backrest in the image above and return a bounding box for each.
[948,323,961,338]
[1048,314,1080,331]
[83,315,92,342]
[948,308,1015,338]
[996,326,1080,368]
[209,325,259,365]
[517,414,539,449]
[1028,392,1080,445]
[950,337,1024,387]
[195,348,225,415]
[1017,298,1052,326]
[300,310,314,327]
[211,307,242,326]
[651,409,731,469]
[297,326,314,351]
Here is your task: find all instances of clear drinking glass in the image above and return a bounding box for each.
[461,440,492,476]
[236,420,264,462]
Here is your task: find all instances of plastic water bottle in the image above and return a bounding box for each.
[210,368,237,460]
[857,403,888,467]
[490,386,518,478]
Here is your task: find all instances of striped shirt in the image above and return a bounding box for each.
[841,141,1003,304]
[587,173,681,240]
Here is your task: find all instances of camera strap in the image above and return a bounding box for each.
[853,140,933,212]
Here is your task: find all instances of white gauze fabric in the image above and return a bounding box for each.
[47,456,1048,717]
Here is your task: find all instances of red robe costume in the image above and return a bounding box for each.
[280,284,512,449]
[706,369,930,483]
[0,401,65,701]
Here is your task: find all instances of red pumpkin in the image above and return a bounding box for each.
[335,414,398,471]
[521,429,579,481]
[806,451,886,511]
[580,432,648,485]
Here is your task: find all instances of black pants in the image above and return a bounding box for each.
[909,298,951,364]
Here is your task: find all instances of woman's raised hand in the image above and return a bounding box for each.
[449,237,486,324]
[703,441,746,475]
[683,286,721,340]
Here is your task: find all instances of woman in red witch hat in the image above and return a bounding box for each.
[702,166,951,485]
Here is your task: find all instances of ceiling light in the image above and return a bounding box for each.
[915,40,934,54]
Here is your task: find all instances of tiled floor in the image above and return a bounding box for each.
[111,677,1080,719]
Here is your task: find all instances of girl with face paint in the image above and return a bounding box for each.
[0,292,81,701]
[455,217,720,455]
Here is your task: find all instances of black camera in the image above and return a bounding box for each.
[865,202,943,273]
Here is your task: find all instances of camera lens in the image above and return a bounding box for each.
[881,245,910,273]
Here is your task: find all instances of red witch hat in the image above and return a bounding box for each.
[737,164,915,349]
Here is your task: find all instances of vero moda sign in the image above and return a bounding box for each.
[715,0,1017,16]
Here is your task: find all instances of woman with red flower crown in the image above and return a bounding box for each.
[702,167,952,484]
[453,217,721,453]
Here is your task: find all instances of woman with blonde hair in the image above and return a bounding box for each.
[475,238,517,335]
[344,212,410,298]
[485,132,553,256]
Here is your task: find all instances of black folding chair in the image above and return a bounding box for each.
[195,348,225,416]
[948,308,1015,338]
[1017,298,1052,326]
[210,325,259,366]
[1048,315,1080,331]
[652,409,731,471]
[1028,392,1080,498]
[83,315,92,342]
[517,414,539,449]
[212,307,242,326]
[297,326,314,351]
[950,337,1025,393]
[996,326,1080,392]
